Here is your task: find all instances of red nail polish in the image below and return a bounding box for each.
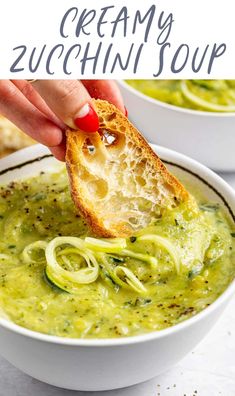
[74,104,99,133]
[124,106,128,117]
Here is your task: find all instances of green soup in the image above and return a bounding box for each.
[0,170,234,338]
[126,80,235,112]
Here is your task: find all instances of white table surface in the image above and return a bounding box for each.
[0,172,234,396]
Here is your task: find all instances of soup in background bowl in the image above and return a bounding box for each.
[118,80,235,171]
[126,80,235,113]
[0,144,234,391]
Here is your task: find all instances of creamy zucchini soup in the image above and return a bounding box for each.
[0,169,234,338]
[126,80,235,112]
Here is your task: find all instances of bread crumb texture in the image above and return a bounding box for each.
[66,99,189,237]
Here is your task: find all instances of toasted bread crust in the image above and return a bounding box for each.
[66,99,189,237]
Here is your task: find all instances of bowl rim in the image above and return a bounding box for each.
[0,144,234,346]
[118,80,235,118]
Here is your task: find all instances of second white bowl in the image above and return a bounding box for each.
[118,80,235,172]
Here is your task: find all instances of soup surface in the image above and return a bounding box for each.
[0,170,234,338]
[126,80,235,112]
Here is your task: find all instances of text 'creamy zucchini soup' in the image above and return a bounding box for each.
[0,169,234,338]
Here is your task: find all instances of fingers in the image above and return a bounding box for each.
[32,80,99,132]
[82,80,125,113]
[49,139,66,162]
[0,79,126,163]
[12,80,65,130]
[0,80,63,147]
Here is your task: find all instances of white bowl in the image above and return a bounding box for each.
[0,144,234,391]
[118,80,235,172]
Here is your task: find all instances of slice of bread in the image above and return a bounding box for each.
[0,116,35,155]
[66,99,190,237]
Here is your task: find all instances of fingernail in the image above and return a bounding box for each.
[124,106,128,117]
[74,103,99,132]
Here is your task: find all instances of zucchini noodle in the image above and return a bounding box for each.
[97,253,147,294]
[114,266,147,294]
[21,233,180,294]
[137,235,180,273]
[121,249,158,269]
[181,80,235,112]
[60,255,75,272]
[84,237,127,252]
[45,237,99,293]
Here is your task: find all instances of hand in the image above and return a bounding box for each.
[0,80,125,161]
